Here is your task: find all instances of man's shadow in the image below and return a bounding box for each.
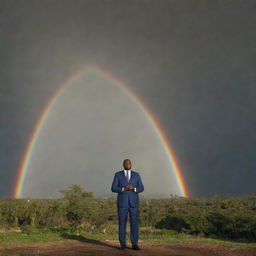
[60,233,121,249]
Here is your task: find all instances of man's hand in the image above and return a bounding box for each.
[127,184,134,190]
[124,184,134,191]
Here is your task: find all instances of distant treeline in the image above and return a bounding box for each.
[1,185,256,242]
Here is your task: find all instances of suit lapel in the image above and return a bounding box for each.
[130,170,134,183]
[121,170,128,184]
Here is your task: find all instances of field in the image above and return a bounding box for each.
[1,185,256,255]
[0,231,256,256]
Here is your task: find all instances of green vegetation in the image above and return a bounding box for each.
[0,254,20,256]
[0,185,256,248]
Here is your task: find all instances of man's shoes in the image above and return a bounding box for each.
[120,244,126,250]
[132,244,141,250]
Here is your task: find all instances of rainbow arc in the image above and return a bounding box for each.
[13,65,189,198]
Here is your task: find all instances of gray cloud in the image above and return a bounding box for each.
[0,0,255,197]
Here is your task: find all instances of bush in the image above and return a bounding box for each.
[155,213,190,232]
[20,225,39,234]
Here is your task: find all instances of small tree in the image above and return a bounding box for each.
[59,184,93,201]
[58,184,94,234]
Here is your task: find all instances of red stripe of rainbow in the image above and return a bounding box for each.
[13,65,189,198]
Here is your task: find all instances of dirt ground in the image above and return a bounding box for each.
[0,239,256,256]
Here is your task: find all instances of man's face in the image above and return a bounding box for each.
[123,160,132,170]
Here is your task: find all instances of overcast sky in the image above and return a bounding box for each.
[0,0,255,198]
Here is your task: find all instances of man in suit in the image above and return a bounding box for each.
[111,159,144,250]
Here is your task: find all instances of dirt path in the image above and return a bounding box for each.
[0,239,255,256]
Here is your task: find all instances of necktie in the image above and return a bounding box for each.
[125,170,129,183]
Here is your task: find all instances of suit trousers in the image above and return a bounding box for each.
[118,205,139,246]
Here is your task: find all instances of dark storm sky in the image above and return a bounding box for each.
[0,0,255,198]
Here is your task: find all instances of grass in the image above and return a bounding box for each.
[139,233,256,248]
[0,227,256,249]
[0,232,63,247]
[0,255,20,256]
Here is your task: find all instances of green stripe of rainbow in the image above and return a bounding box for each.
[13,65,189,198]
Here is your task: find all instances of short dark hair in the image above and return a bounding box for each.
[123,159,131,164]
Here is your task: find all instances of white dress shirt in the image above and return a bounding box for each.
[122,169,137,192]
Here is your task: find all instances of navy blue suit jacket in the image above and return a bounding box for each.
[111,170,144,208]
